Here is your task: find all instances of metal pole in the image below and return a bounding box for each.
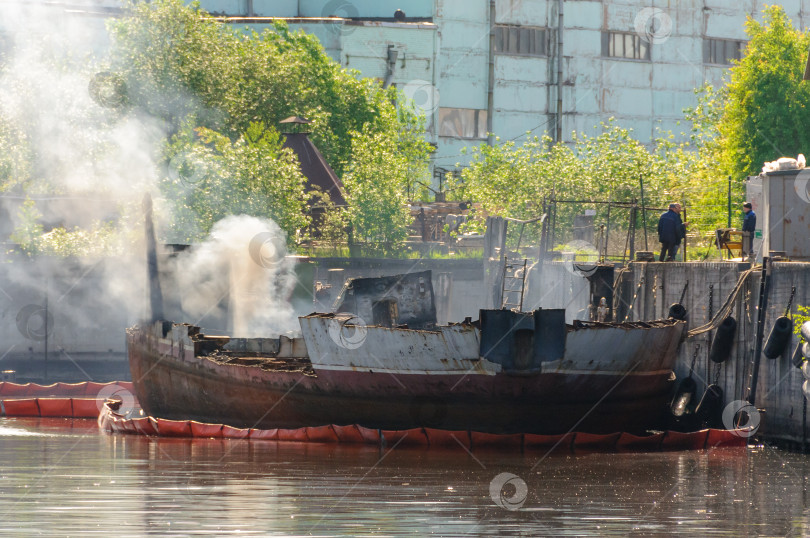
[555,0,564,142]
[538,199,547,261]
[605,202,611,261]
[748,258,772,407]
[727,176,732,229]
[682,207,687,262]
[550,198,557,253]
[629,200,637,262]
[44,280,48,382]
[640,175,648,250]
[487,0,495,147]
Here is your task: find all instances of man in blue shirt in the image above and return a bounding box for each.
[742,202,756,257]
[657,203,686,261]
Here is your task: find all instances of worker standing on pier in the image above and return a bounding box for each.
[657,203,686,262]
[742,202,756,258]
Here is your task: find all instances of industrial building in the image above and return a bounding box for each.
[189,0,810,173]
[2,0,809,175]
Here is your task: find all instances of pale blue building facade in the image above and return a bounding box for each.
[4,0,810,175]
[194,0,810,174]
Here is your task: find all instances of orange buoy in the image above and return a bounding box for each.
[36,398,73,417]
[277,427,310,442]
[616,432,665,450]
[331,424,366,443]
[574,432,621,450]
[3,398,41,417]
[305,425,338,443]
[0,383,31,397]
[83,382,108,396]
[71,398,100,418]
[706,428,748,448]
[120,418,138,434]
[221,425,250,439]
[356,425,381,443]
[661,429,709,450]
[132,417,158,436]
[249,428,278,440]
[55,382,87,397]
[190,421,223,438]
[156,418,192,437]
[382,428,428,446]
[524,432,574,450]
[471,431,523,449]
[423,428,470,449]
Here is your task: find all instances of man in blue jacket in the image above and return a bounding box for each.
[657,203,686,261]
[742,202,756,257]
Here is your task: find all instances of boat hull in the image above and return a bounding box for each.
[127,319,684,434]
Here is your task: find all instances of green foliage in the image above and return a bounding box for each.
[717,6,810,180]
[342,131,413,254]
[794,305,810,340]
[7,0,431,256]
[105,0,431,252]
[308,188,349,252]
[108,0,426,179]
[460,122,689,248]
[161,122,309,244]
[9,199,125,257]
[0,114,33,193]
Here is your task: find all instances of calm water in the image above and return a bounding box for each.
[1,418,810,537]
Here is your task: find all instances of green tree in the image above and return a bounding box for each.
[108,0,427,179]
[718,5,810,180]
[0,113,33,194]
[342,130,414,254]
[107,0,432,251]
[460,122,685,248]
[161,122,309,244]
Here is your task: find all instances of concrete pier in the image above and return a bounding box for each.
[527,260,810,445]
[626,261,810,445]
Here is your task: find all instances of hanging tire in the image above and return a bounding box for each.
[695,384,725,429]
[764,316,793,359]
[668,303,687,321]
[709,316,737,364]
[670,376,697,417]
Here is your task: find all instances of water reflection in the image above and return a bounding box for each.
[1,417,809,536]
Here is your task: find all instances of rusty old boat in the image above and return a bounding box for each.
[127,268,686,435]
[127,196,686,434]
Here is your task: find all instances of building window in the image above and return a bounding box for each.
[602,31,650,61]
[439,108,488,139]
[704,38,745,65]
[494,25,547,57]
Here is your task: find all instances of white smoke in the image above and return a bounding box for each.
[0,3,305,372]
[0,1,159,358]
[0,3,161,198]
[172,215,299,337]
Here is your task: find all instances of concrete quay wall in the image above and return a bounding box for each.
[622,262,810,444]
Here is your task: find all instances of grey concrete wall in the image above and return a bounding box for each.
[623,261,810,443]
[0,255,141,382]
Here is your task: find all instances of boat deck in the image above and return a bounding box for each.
[204,351,315,376]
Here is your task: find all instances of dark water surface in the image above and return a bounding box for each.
[1,418,809,537]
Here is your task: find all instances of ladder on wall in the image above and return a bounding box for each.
[501,257,528,311]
